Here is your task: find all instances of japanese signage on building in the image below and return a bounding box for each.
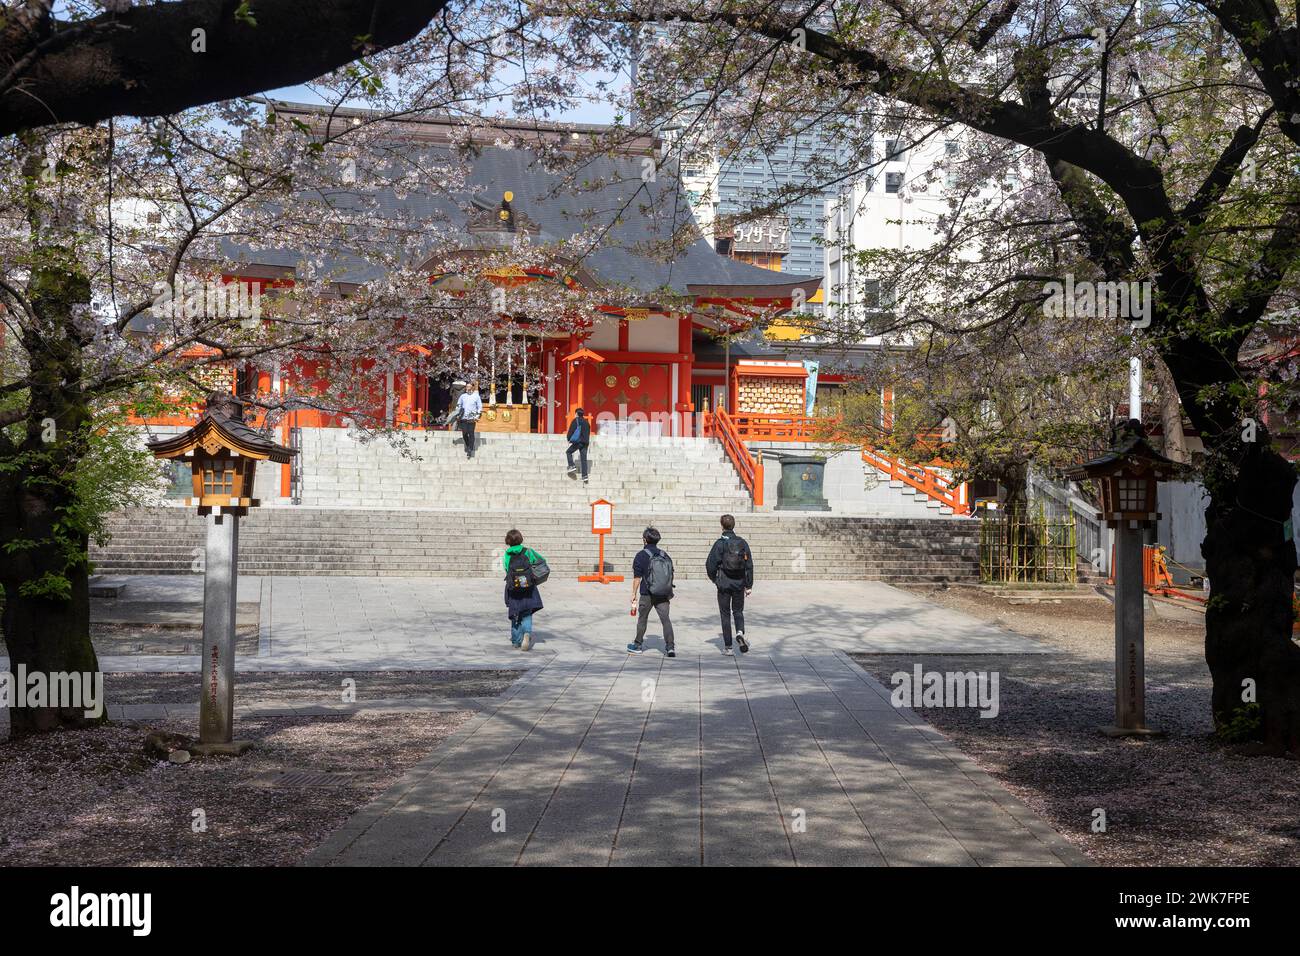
[729,216,791,253]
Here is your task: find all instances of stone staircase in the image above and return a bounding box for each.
[90,507,979,584]
[748,440,966,517]
[296,429,755,513]
[879,475,957,516]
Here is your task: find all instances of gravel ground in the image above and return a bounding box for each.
[0,711,472,866]
[89,622,260,656]
[0,669,523,865]
[101,669,522,705]
[853,585,1300,867]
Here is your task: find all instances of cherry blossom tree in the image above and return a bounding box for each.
[0,0,457,136]
[529,0,1300,750]
[0,7,597,735]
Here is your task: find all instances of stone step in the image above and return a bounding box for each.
[270,427,971,520]
[287,429,759,512]
[90,507,979,583]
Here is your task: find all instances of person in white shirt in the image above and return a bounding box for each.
[455,381,483,459]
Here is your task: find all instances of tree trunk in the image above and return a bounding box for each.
[1001,460,1030,516]
[0,399,102,735]
[1,557,98,737]
[1,158,103,735]
[1153,358,1190,463]
[1159,389,1189,464]
[999,460,1033,582]
[0,379,102,735]
[1203,442,1300,754]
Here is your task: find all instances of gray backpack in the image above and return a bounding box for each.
[643,548,675,598]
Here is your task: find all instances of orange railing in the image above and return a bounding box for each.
[728,414,821,441]
[708,409,765,506]
[702,410,967,513]
[724,412,948,454]
[861,445,971,515]
[1104,545,1208,603]
[1143,545,1207,604]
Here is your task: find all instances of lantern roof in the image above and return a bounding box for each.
[147,392,297,463]
[1065,419,1177,480]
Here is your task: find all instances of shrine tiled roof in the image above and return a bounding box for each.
[208,116,818,296]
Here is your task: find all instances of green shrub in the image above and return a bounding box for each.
[1215,703,1262,744]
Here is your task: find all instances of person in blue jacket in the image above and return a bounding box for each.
[503,529,544,650]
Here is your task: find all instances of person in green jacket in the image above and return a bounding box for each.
[503,529,545,650]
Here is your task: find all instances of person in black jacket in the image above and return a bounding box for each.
[566,407,591,482]
[706,513,753,655]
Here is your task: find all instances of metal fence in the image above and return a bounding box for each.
[979,507,1079,584]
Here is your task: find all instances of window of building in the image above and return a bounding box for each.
[862,278,881,309]
[885,171,904,194]
[885,138,905,162]
[861,279,896,311]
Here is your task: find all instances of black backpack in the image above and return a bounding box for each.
[720,536,747,576]
[507,548,550,591]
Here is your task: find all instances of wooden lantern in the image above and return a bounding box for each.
[1066,419,1176,527]
[148,392,296,516]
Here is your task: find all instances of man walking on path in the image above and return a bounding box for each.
[628,527,675,658]
[456,381,483,459]
[566,407,590,481]
[706,513,753,655]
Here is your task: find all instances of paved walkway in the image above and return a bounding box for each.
[304,651,1087,867]
[73,576,1049,672]
[6,575,1087,865]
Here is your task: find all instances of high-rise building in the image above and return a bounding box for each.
[826,127,996,334]
[713,129,838,280]
[634,30,831,286]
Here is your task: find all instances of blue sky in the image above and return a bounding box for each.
[264,58,625,125]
